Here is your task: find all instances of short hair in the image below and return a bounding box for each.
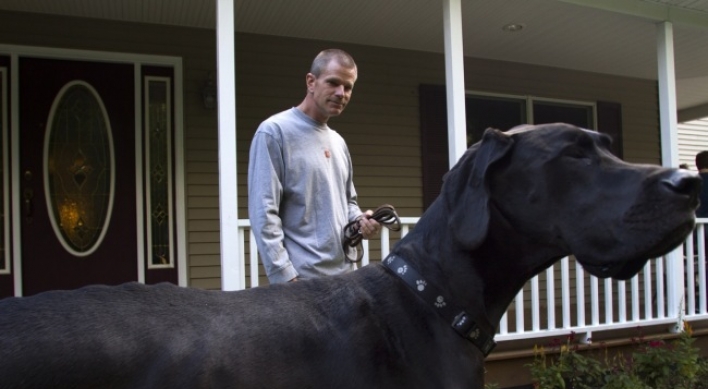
[696,151,708,169]
[309,49,357,77]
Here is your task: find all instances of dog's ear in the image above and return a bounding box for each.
[442,128,513,250]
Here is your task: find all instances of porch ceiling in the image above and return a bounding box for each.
[1,0,707,112]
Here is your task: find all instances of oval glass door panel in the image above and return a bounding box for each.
[44,81,115,257]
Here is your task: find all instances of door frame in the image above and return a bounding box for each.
[1,44,187,295]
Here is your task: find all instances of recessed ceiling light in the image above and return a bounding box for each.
[502,23,525,32]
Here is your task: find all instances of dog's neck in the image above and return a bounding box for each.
[390,210,496,338]
[381,254,497,356]
[478,202,569,318]
[391,201,567,339]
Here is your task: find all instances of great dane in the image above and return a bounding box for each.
[0,123,700,389]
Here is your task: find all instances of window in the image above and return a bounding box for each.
[466,94,526,145]
[466,92,596,145]
[533,99,594,129]
[144,76,174,269]
[141,65,178,285]
[420,85,621,209]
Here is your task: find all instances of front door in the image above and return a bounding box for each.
[19,58,137,296]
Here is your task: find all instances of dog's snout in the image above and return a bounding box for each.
[661,169,701,199]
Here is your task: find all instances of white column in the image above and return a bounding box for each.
[657,21,684,330]
[443,0,468,168]
[657,22,680,168]
[216,0,243,291]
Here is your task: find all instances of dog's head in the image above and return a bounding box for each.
[442,123,700,280]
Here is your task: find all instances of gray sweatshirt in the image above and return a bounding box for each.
[248,108,362,283]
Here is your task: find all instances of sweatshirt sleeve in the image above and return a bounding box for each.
[344,144,364,223]
[247,129,299,283]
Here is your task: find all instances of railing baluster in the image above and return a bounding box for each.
[699,224,707,314]
[604,278,613,324]
[546,266,556,330]
[561,257,571,329]
[687,234,696,315]
[576,260,585,328]
[618,280,626,323]
[657,256,666,318]
[249,230,259,288]
[632,272,640,321]
[380,229,390,260]
[515,288,525,333]
[237,227,246,290]
[591,275,600,326]
[531,275,540,331]
[499,311,509,335]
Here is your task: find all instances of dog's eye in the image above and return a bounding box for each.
[598,134,613,149]
[563,148,585,158]
[563,148,592,164]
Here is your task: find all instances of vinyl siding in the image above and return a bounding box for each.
[0,10,661,290]
[679,117,708,170]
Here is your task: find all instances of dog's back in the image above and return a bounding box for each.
[0,270,478,389]
[0,283,219,388]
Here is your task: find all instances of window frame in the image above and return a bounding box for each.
[466,89,598,130]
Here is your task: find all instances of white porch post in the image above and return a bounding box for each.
[216,0,243,291]
[657,22,680,168]
[657,21,684,329]
[443,0,468,167]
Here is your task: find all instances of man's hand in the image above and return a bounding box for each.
[359,210,381,239]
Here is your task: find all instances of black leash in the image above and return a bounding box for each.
[343,204,401,263]
[382,254,497,357]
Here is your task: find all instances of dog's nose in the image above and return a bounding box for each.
[661,169,701,199]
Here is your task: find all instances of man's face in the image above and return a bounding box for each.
[306,60,357,123]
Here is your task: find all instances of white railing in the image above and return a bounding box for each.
[236,218,708,343]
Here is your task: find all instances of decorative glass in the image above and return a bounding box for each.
[146,78,173,267]
[45,82,114,256]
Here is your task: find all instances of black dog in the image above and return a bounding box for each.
[0,123,700,389]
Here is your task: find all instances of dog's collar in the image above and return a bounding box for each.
[382,254,496,357]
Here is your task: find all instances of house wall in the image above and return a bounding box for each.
[678,117,708,170]
[0,10,661,291]
[0,10,223,288]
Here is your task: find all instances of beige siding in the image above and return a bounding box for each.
[679,117,708,170]
[0,11,661,290]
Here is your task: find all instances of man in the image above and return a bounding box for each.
[248,49,380,284]
[696,151,708,218]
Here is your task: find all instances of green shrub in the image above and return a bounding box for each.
[528,322,707,389]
